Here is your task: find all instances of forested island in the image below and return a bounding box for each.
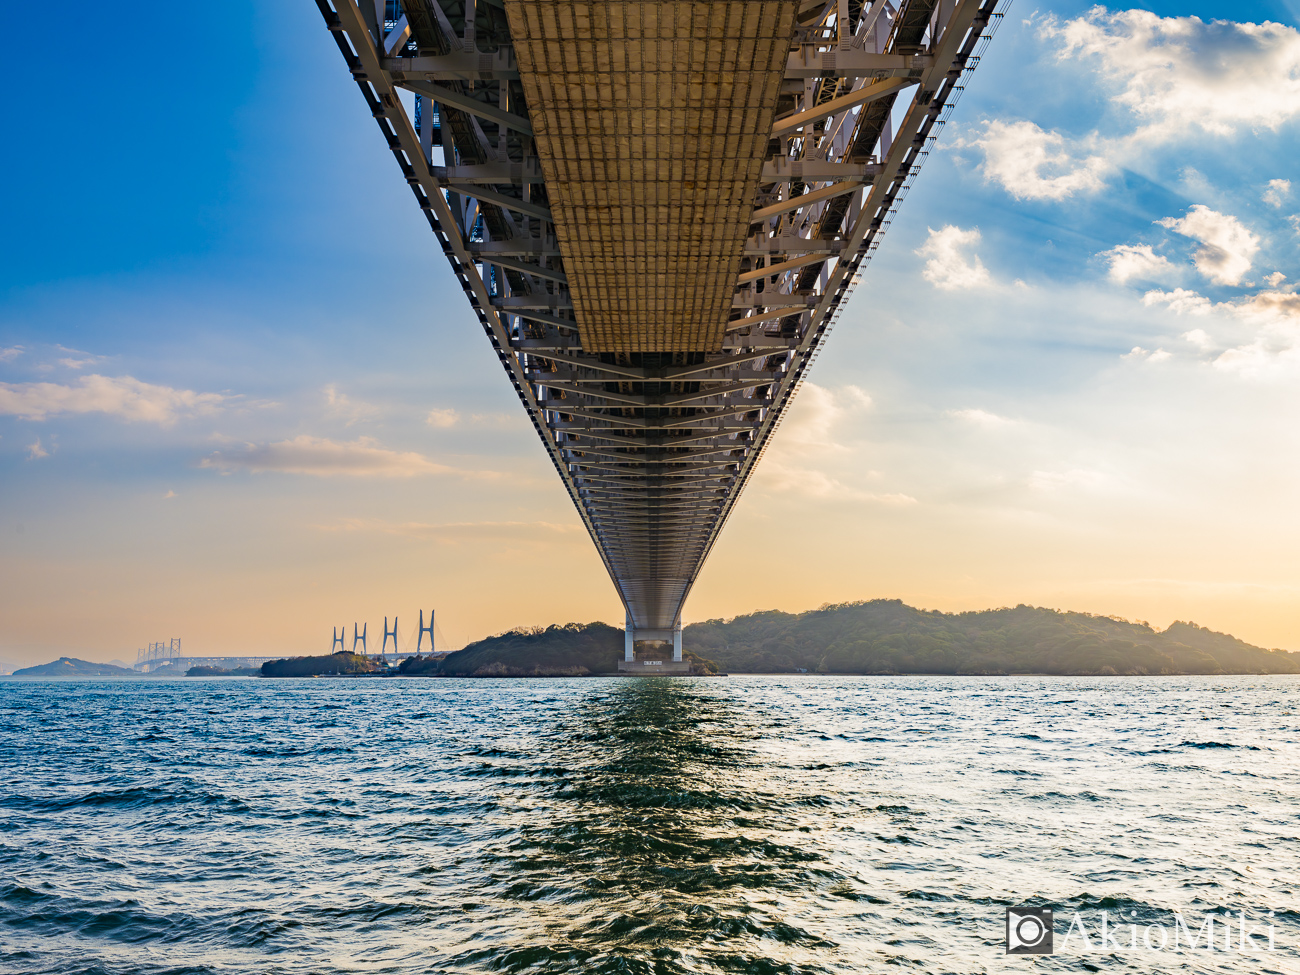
[255,601,1299,678]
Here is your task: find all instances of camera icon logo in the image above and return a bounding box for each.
[1006,906,1054,954]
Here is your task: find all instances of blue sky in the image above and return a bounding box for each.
[3,1,1299,666]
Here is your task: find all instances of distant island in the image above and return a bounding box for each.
[260,600,1300,678]
[12,602,1299,679]
[12,657,139,677]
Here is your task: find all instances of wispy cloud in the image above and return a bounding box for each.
[1263,179,1292,208]
[26,437,48,460]
[0,375,225,424]
[0,346,23,363]
[917,225,990,290]
[323,384,380,425]
[200,435,489,478]
[426,407,459,428]
[315,517,581,538]
[948,407,1016,428]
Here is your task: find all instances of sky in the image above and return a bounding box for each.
[3,1,1300,667]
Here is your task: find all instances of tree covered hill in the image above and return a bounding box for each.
[11,657,139,677]
[685,601,1299,675]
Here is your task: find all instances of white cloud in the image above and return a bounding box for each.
[971,119,1108,200]
[1143,288,1212,315]
[762,463,916,504]
[26,437,48,460]
[1264,179,1292,208]
[199,435,480,478]
[779,382,872,448]
[1050,11,1300,139]
[0,346,22,363]
[316,517,582,539]
[163,490,177,499]
[1290,215,1300,236]
[1122,346,1171,362]
[948,407,1014,428]
[0,374,225,424]
[1211,291,1300,377]
[1158,206,1260,286]
[426,407,460,428]
[1101,244,1176,284]
[323,384,380,425]
[917,225,990,290]
[1182,328,1212,349]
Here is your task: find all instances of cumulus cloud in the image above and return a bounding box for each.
[1212,290,1300,378]
[970,119,1109,201]
[1049,10,1300,139]
[1263,179,1292,208]
[0,375,225,424]
[917,226,991,290]
[1101,244,1176,284]
[1263,272,1287,288]
[26,437,48,460]
[1143,288,1212,315]
[0,346,22,362]
[200,435,478,478]
[1158,206,1260,286]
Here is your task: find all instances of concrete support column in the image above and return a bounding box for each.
[624,613,635,662]
[673,621,683,662]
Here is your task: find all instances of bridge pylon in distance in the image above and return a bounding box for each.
[317,0,1005,656]
[353,622,367,654]
[417,610,434,654]
[332,626,345,653]
[382,616,398,658]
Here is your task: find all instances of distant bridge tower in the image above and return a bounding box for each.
[353,622,367,654]
[382,616,398,658]
[332,626,345,652]
[417,610,434,654]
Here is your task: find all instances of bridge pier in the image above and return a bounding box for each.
[619,617,690,674]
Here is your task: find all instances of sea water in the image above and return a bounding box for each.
[1,675,1297,974]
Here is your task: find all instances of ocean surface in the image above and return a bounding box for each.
[1,675,1298,975]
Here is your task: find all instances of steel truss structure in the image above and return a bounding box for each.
[316,0,1003,649]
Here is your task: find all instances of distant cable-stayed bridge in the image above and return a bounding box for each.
[316,0,1004,669]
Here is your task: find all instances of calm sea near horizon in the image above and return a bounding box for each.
[1,675,1297,974]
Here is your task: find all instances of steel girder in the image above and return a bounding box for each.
[315,0,1004,634]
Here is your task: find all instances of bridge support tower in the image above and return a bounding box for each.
[619,616,690,675]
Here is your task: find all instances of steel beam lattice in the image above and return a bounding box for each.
[315,0,1005,641]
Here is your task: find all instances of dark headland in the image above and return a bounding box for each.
[259,600,1299,678]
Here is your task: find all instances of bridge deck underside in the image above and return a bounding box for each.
[319,0,999,636]
[505,0,797,354]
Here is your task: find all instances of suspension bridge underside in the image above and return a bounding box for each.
[317,0,1000,658]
